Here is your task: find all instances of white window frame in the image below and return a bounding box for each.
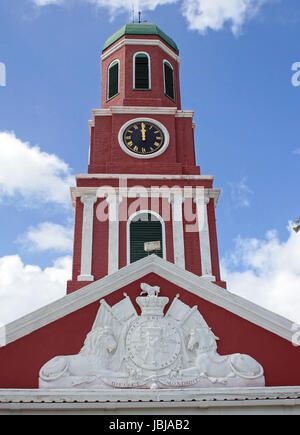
[133,52,151,90]
[163,59,175,101]
[127,210,166,265]
[107,59,120,100]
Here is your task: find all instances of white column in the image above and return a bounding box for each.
[169,192,185,269]
[78,194,97,281]
[194,190,215,281]
[107,194,122,275]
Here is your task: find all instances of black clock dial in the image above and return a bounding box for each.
[123,121,165,155]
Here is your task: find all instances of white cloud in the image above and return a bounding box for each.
[0,255,72,324]
[0,131,74,206]
[222,224,300,323]
[30,0,273,35]
[19,222,73,253]
[182,0,270,35]
[228,177,253,208]
[292,148,300,155]
[32,0,64,5]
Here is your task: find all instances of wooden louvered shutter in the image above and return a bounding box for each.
[108,61,119,99]
[134,54,149,89]
[130,214,163,263]
[164,62,175,101]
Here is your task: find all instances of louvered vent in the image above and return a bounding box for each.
[108,61,119,99]
[134,54,150,89]
[130,214,163,263]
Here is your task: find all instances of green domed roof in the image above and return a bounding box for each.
[102,23,179,54]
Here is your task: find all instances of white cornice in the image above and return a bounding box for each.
[0,387,300,412]
[101,38,181,64]
[88,108,195,134]
[70,187,220,209]
[3,255,296,346]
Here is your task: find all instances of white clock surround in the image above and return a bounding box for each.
[118,117,170,159]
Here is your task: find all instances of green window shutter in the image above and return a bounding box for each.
[130,215,163,263]
[108,62,119,99]
[134,54,149,89]
[164,62,175,101]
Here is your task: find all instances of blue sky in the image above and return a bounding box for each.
[0,0,300,324]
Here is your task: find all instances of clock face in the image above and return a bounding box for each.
[122,121,165,156]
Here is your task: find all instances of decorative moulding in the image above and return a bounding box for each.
[101,38,181,64]
[3,255,296,347]
[38,283,265,390]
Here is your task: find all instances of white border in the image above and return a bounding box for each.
[127,210,166,265]
[3,255,297,346]
[101,39,180,65]
[118,117,170,159]
[163,59,175,101]
[107,59,120,100]
[133,52,151,90]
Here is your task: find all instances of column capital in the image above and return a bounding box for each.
[81,194,97,206]
[106,194,123,205]
[193,190,210,205]
[168,191,184,205]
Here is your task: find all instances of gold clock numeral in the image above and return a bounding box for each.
[133,145,139,152]
[142,147,146,154]
[154,142,160,147]
[127,141,133,146]
[154,130,160,134]
[133,124,138,130]
[156,136,162,140]
[125,136,132,140]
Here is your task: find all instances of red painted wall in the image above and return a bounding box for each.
[0,275,299,388]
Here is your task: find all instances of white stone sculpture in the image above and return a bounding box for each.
[39,284,265,389]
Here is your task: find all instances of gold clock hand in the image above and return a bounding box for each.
[141,122,146,141]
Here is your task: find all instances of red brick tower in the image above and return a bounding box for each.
[67,23,226,293]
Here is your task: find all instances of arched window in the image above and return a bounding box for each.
[163,60,175,101]
[107,60,119,100]
[128,211,165,264]
[134,53,150,90]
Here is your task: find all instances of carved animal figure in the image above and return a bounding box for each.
[187,327,264,381]
[39,327,117,383]
[140,282,160,297]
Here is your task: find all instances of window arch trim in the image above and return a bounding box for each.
[133,52,151,90]
[163,59,175,102]
[107,59,120,101]
[127,210,166,265]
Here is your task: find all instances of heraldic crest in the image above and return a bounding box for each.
[39,283,265,389]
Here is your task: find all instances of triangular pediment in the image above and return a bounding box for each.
[5,255,295,346]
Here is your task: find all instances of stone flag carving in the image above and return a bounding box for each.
[39,284,265,389]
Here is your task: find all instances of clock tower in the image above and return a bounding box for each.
[67,22,226,293]
[1,22,300,410]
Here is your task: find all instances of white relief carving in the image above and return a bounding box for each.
[39,284,265,389]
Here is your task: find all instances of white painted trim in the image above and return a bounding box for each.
[118,117,170,159]
[71,187,220,210]
[133,52,151,90]
[107,195,121,275]
[77,195,97,282]
[3,255,296,346]
[107,59,120,100]
[163,59,175,101]
[127,210,166,265]
[101,38,180,64]
[169,194,185,269]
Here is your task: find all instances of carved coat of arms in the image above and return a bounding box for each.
[39,283,265,389]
